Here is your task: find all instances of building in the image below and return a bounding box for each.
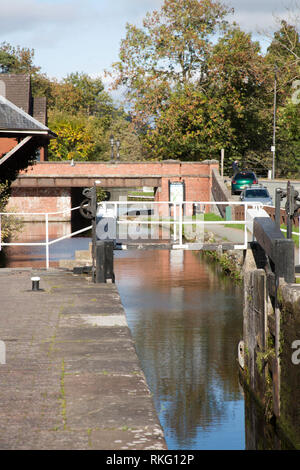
[0,74,56,180]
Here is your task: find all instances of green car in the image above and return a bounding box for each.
[231,171,258,195]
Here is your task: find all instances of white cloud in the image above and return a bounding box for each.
[229,0,297,31]
[0,0,89,34]
[1,0,299,80]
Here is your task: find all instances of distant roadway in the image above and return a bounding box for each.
[223,176,300,207]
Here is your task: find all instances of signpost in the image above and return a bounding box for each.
[169,181,185,204]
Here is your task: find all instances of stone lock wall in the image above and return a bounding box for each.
[242,246,300,449]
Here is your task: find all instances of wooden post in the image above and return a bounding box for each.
[95,240,115,283]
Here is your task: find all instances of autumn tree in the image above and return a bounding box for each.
[207,26,274,173]
[112,0,232,129]
[48,110,107,161]
[51,72,113,118]
[143,83,234,160]
[265,19,300,176]
[0,41,55,105]
[0,42,40,75]
[102,110,144,161]
[112,1,276,171]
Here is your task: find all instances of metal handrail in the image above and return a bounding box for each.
[0,201,266,268]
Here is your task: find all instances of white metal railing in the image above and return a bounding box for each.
[0,205,92,269]
[0,200,267,269]
[102,200,256,250]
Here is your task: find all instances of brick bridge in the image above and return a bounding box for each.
[8,160,219,219]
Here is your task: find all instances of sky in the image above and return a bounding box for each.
[0,0,297,87]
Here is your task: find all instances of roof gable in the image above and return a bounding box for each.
[0,94,49,132]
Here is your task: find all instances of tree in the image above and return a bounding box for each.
[0,42,41,75]
[111,1,277,171]
[111,0,232,128]
[265,19,300,176]
[143,83,234,160]
[276,101,300,177]
[102,111,144,161]
[0,42,55,104]
[129,20,273,170]
[51,72,113,118]
[207,26,274,173]
[48,110,107,161]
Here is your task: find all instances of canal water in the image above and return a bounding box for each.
[114,249,245,450]
[2,227,245,449]
[1,221,293,449]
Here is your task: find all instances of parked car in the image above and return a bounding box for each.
[240,185,273,206]
[231,171,258,194]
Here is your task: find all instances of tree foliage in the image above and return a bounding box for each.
[0,42,40,75]
[51,72,113,118]
[48,111,107,161]
[112,0,232,128]
[265,19,300,176]
[2,3,300,177]
[111,0,300,176]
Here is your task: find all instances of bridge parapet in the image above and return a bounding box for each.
[9,160,219,218]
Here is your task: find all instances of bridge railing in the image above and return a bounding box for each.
[0,200,269,269]
[99,200,257,249]
[0,205,92,269]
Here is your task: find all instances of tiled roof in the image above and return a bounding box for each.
[0,94,50,132]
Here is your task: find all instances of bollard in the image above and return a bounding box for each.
[31,276,40,291]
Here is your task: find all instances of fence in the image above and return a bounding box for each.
[0,205,92,269]
[0,200,271,269]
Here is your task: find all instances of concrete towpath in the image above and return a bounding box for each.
[205,224,300,264]
[204,224,245,245]
[0,268,166,450]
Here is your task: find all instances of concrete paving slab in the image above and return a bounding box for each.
[89,426,166,451]
[0,269,166,450]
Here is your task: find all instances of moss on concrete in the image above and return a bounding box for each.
[201,249,243,284]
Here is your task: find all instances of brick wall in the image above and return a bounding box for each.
[0,74,31,112]
[10,160,219,219]
[0,138,17,157]
[7,187,71,221]
[18,160,219,178]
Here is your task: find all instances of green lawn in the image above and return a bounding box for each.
[280,224,299,245]
[128,190,154,197]
[203,213,245,230]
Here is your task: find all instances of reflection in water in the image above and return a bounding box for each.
[114,249,245,450]
[3,225,286,449]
